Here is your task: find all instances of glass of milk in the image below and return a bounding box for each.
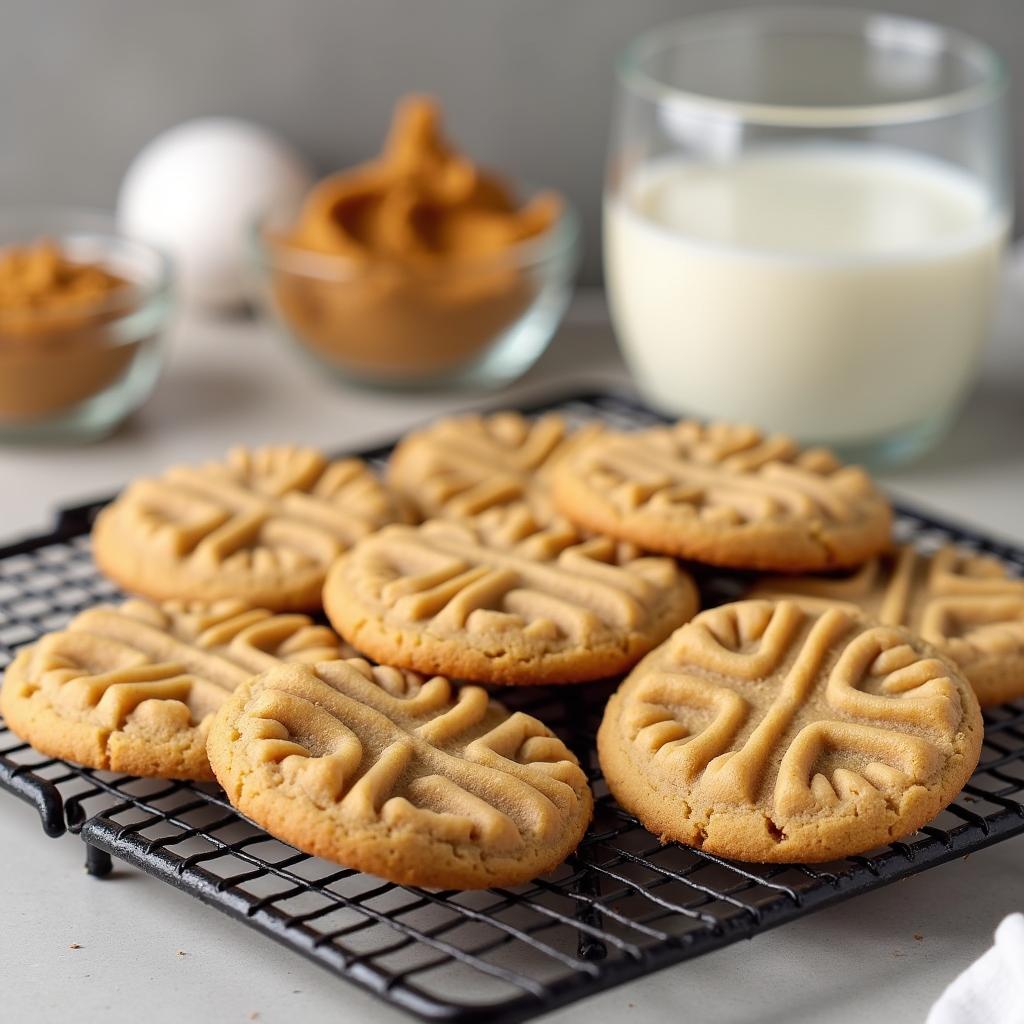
[606,9,1011,465]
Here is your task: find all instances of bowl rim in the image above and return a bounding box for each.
[251,188,581,282]
[0,206,174,331]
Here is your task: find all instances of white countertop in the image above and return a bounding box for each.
[2,281,1023,1024]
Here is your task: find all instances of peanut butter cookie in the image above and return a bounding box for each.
[207,658,593,888]
[552,421,892,571]
[1,599,344,780]
[323,518,699,684]
[388,411,602,527]
[93,445,409,611]
[598,599,982,863]
[749,544,1024,706]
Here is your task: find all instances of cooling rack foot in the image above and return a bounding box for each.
[84,843,113,878]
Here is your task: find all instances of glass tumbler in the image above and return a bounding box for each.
[605,9,1011,465]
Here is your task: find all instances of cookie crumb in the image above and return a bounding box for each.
[893,949,906,958]
[176,950,187,957]
[914,933,924,942]
[249,1014,260,1021]
[69,943,82,950]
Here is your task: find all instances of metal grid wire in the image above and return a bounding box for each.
[1,392,1024,1024]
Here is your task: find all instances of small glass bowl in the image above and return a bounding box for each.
[0,209,173,443]
[252,196,579,390]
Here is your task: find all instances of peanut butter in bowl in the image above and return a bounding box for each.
[0,240,141,422]
[259,96,578,387]
[0,213,172,442]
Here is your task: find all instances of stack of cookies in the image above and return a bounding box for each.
[4,413,1017,887]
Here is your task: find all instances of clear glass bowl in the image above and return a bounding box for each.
[0,209,173,443]
[252,196,579,390]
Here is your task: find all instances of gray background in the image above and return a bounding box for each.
[3,0,1019,282]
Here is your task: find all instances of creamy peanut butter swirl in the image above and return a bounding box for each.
[289,95,559,267]
[271,96,563,378]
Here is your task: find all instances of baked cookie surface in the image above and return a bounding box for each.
[93,445,408,611]
[323,518,699,684]
[551,421,892,571]
[207,658,593,888]
[598,599,982,863]
[387,411,602,528]
[749,544,1024,706]
[1,599,343,780]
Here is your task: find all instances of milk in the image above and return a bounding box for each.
[605,146,1007,446]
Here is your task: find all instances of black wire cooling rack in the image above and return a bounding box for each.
[2,391,1024,1024]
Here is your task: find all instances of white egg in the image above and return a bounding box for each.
[118,118,313,310]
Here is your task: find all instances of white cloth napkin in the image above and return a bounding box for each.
[928,914,1024,1024]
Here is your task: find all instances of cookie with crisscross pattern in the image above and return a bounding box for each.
[388,411,603,528]
[1,599,345,779]
[323,517,699,684]
[93,445,410,611]
[749,544,1024,706]
[598,599,982,862]
[552,421,892,571]
[207,658,593,887]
